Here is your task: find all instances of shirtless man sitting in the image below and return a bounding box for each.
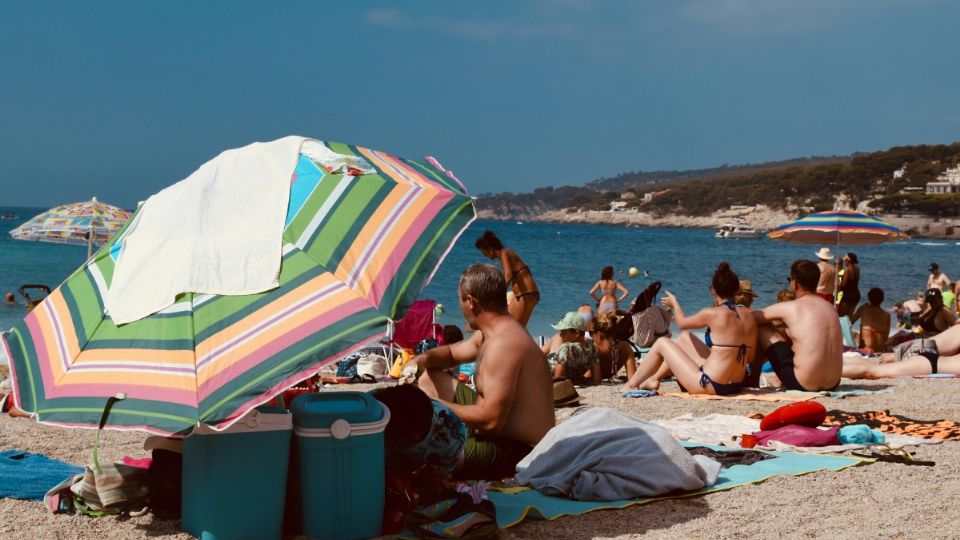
[746,259,842,391]
[416,264,555,480]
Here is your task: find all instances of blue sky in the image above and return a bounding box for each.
[2,1,959,208]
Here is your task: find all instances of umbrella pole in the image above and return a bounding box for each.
[87,228,93,259]
[834,231,840,307]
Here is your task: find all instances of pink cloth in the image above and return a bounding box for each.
[122,456,153,469]
[755,425,840,447]
[392,300,436,349]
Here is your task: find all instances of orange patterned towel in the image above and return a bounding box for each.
[824,410,960,441]
[662,390,822,402]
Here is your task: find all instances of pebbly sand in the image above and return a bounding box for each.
[2,377,959,539]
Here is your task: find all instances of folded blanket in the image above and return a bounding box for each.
[516,408,720,501]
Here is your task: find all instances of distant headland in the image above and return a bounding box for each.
[477,142,960,239]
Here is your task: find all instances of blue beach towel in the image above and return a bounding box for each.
[488,443,865,528]
[0,450,84,501]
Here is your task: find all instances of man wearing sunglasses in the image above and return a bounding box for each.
[746,259,843,391]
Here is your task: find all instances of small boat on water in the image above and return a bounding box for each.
[0,212,18,220]
[715,223,765,239]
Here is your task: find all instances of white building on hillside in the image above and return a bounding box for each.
[925,165,960,194]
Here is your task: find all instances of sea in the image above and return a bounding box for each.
[2,207,959,339]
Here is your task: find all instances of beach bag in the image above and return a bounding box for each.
[631,306,672,347]
[357,353,390,378]
[69,395,149,516]
[336,352,363,378]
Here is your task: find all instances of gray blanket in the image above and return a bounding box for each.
[515,408,721,501]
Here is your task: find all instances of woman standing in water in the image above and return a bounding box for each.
[589,266,629,315]
[475,230,539,326]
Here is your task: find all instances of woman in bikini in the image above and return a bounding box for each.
[589,266,629,315]
[622,262,757,395]
[474,230,539,326]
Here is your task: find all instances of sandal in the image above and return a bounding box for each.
[852,446,935,466]
[407,492,499,539]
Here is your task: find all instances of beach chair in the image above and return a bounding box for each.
[839,316,856,349]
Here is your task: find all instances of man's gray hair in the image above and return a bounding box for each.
[459,264,508,312]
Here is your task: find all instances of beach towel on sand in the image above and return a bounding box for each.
[488,444,864,529]
[0,450,83,501]
[515,408,721,501]
[105,137,376,324]
[652,413,937,454]
[824,410,960,441]
[662,389,822,402]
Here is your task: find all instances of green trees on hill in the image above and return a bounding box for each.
[476,141,960,218]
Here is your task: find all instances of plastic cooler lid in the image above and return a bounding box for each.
[290,391,385,429]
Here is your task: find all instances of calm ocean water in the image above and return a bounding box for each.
[2,208,959,338]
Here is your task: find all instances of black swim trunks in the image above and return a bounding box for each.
[451,383,532,480]
[764,342,840,392]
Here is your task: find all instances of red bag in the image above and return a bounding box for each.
[760,401,827,431]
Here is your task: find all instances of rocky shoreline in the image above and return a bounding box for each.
[477,205,960,240]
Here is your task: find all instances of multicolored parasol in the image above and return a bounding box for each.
[10,198,132,257]
[767,210,909,245]
[0,141,476,435]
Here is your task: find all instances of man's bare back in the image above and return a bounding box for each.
[817,261,836,294]
[755,294,843,390]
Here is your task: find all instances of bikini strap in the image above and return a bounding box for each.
[698,366,710,389]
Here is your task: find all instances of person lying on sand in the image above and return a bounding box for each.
[745,259,843,391]
[843,324,960,378]
[415,264,554,480]
[621,262,755,395]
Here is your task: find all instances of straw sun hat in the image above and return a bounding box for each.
[738,280,759,299]
[815,247,834,260]
[553,377,582,408]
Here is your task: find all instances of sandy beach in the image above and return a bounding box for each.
[2,376,958,540]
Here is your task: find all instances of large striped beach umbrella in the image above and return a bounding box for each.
[0,141,476,435]
[10,198,132,257]
[767,210,909,245]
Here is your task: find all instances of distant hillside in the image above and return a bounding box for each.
[476,142,960,218]
[585,156,848,192]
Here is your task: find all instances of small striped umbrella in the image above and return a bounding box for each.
[10,198,132,257]
[1,141,475,435]
[767,210,909,245]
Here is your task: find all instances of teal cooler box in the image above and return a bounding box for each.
[291,392,390,540]
[182,407,292,540]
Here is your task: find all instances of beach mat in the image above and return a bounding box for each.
[662,389,821,402]
[652,413,937,453]
[488,443,864,528]
[824,409,960,441]
[0,450,83,501]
